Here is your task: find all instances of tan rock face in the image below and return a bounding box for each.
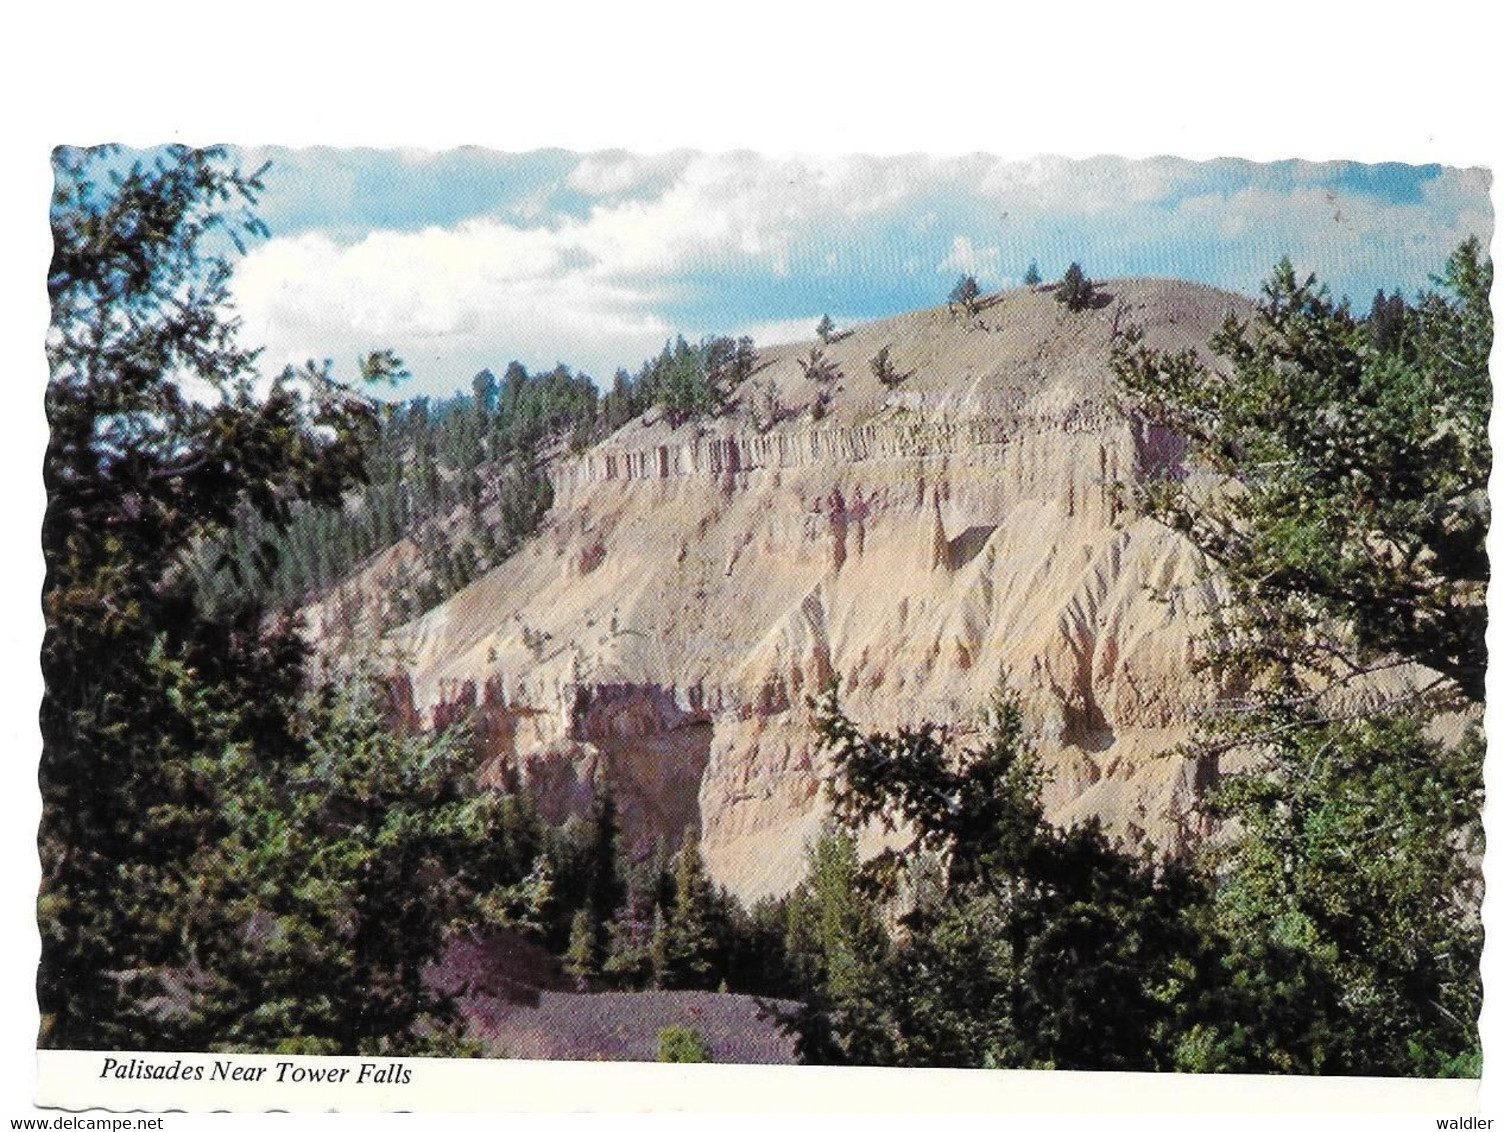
[363,279,1255,901]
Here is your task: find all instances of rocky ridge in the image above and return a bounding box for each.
[340,278,1257,900]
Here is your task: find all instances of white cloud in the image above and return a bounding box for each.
[230,219,677,385]
[976,154,1197,215]
[230,151,952,385]
[566,151,692,197]
[937,235,1002,282]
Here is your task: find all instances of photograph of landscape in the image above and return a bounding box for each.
[42,146,1491,1078]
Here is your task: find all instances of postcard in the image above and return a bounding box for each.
[37,145,1491,1112]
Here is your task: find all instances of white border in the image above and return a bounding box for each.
[3,0,1500,1124]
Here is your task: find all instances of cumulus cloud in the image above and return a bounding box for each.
[231,220,676,387]
[936,235,1003,283]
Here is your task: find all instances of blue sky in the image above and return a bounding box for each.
[217,148,1492,397]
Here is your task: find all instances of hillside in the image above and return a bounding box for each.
[310,278,1256,901]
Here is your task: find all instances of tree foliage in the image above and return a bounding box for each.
[781,828,893,1064]
[40,146,492,1052]
[795,684,1211,1070]
[1055,262,1095,311]
[662,832,727,989]
[869,345,904,388]
[1109,243,1490,1075]
[656,1025,712,1062]
[1113,242,1491,706]
[948,274,981,315]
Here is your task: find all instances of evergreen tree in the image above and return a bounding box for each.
[1112,242,1491,1075]
[583,773,627,965]
[664,832,725,989]
[564,909,600,983]
[1367,287,1410,354]
[196,675,494,1055]
[41,145,382,1049]
[1023,260,1042,286]
[801,682,1211,1070]
[869,345,902,387]
[471,368,499,416]
[1113,242,1490,704]
[782,829,894,1064]
[649,905,671,990]
[816,314,836,343]
[1056,262,1095,311]
[948,274,981,315]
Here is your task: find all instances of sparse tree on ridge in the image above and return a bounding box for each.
[949,274,981,315]
[1056,262,1095,311]
[869,345,902,388]
[1023,260,1042,287]
[816,314,836,344]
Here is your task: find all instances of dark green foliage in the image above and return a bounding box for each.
[797,345,840,385]
[662,832,728,989]
[1055,262,1094,311]
[1111,243,1490,1076]
[781,829,894,1065]
[647,337,721,426]
[801,685,1210,1070]
[869,345,902,387]
[470,796,555,941]
[40,146,488,1053]
[816,314,836,344]
[193,678,495,1054]
[1367,288,1410,353]
[948,273,981,315]
[1114,242,1491,704]
[42,145,363,1048]
[656,1025,712,1063]
[1023,260,1042,287]
[564,909,601,982]
[201,360,584,615]
[639,334,754,427]
[576,775,627,975]
[197,330,756,619]
[798,346,840,421]
[1190,714,1483,1074]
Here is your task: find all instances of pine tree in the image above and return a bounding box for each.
[664,832,724,989]
[583,774,626,965]
[41,145,381,1050]
[802,682,1210,1070]
[649,905,670,990]
[1023,260,1042,287]
[948,274,981,315]
[782,828,893,1064]
[1112,242,1491,1074]
[1055,262,1094,311]
[869,345,902,387]
[564,909,600,983]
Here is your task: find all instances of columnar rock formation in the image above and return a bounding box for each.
[360,279,1254,901]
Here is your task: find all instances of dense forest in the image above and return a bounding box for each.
[42,146,1488,1074]
[192,333,755,622]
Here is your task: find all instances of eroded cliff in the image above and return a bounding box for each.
[354,279,1256,900]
